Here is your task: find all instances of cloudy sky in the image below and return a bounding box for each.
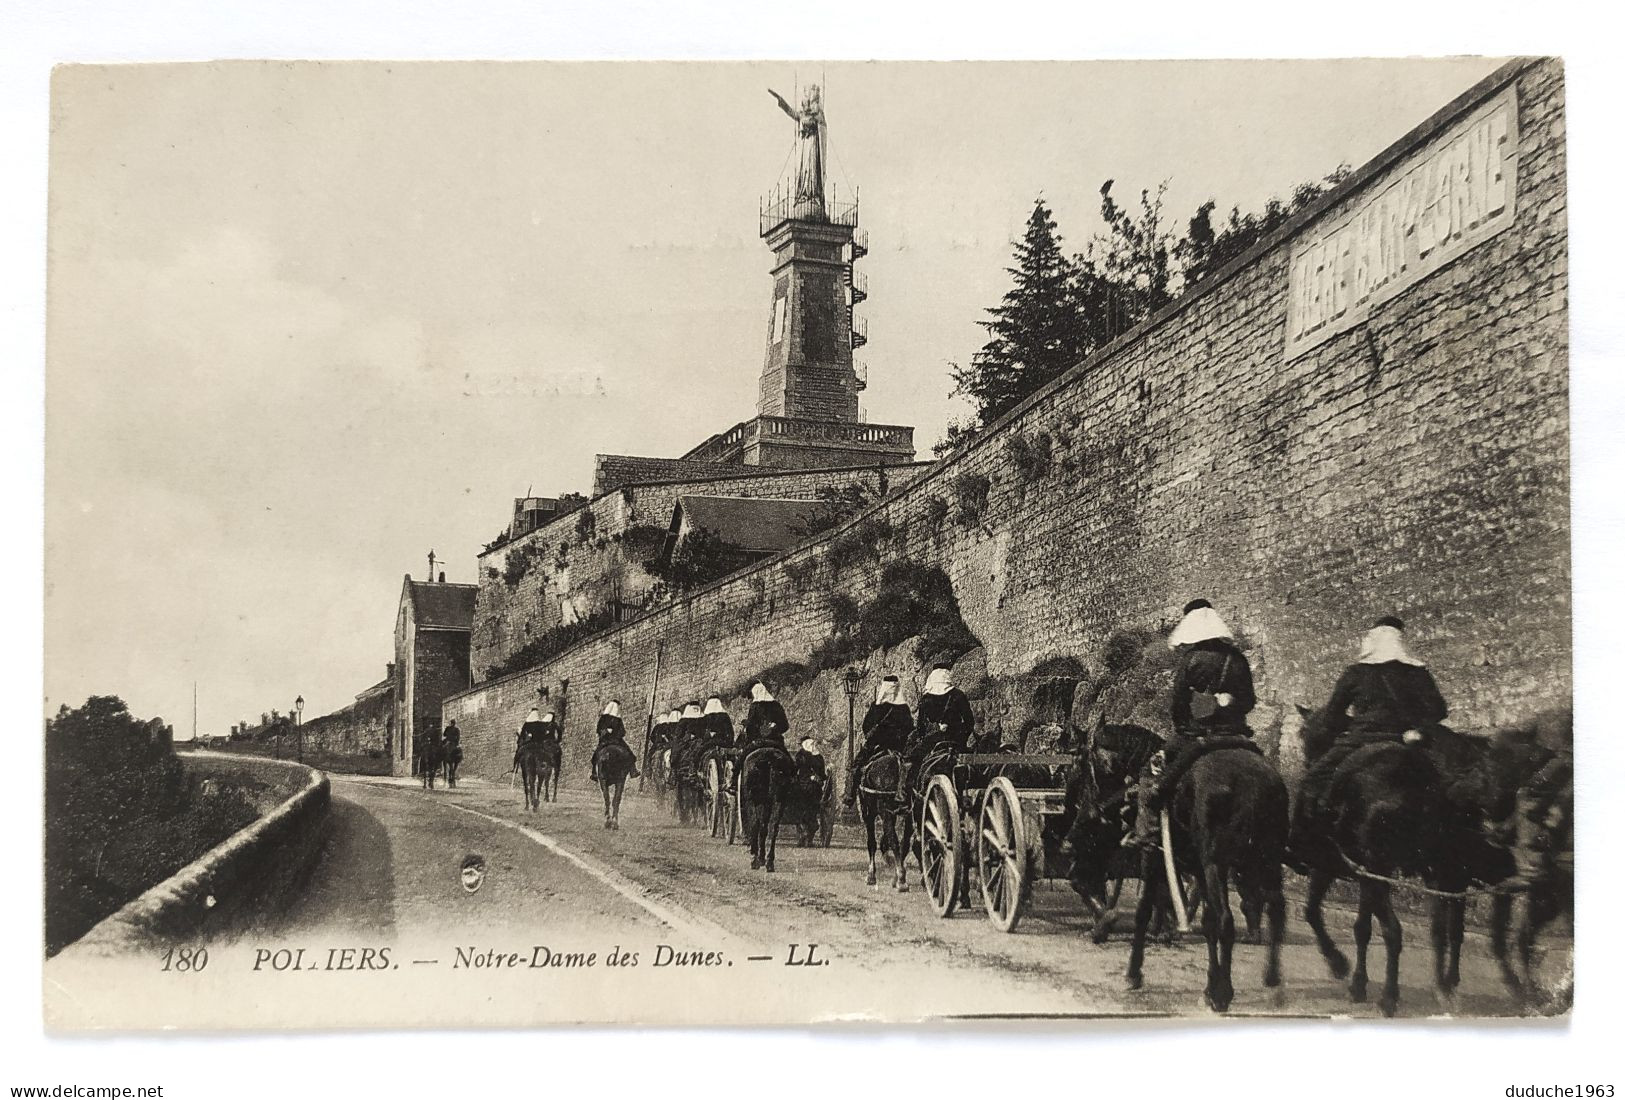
[45,58,1503,733]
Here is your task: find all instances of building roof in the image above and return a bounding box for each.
[405,580,478,630]
[670,495,824,557]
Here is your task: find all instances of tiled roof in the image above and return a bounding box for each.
[673,495,824,556]
[407,581,478,630]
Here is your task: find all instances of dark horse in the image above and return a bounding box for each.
[1293,704,1480,1016]
[417,737,443,791]
[1065,723,1243,945]
[740,745,796,871]
[515,740,553,812]
[1296,703,1574,1014]
[441,742,463,788]
[857,751,912,891]
[595,741,638,830]
[1125,739,1290,1013]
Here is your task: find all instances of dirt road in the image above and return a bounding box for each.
[255,770,1564,1024]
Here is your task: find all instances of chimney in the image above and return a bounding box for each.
[438,572,446,583]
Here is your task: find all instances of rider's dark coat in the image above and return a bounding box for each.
[911,689,974,753]
[703,711,737,750]
[1320,661,1447,739]
[1170,637,1256,734]
[596,713,628,746]
[744,699,790,752]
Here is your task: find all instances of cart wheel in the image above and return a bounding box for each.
[978,777,1028,933]
[921,775,963,918]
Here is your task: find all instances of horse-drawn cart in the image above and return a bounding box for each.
[918,752,1078,933]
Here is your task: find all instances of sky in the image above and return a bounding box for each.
[44,57,1505,734]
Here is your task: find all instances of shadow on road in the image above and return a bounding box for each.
[264,794,398,936]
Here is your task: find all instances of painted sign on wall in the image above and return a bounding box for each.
[1285,86,1519,360]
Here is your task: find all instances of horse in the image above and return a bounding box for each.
[856,752,912,890]
[595,740,638,830]
[739,743,796,871]
[441,742,463,788]
[540,737,563,801]
[515,740,552,812]
[1125,739,1289,1013]
[1292,704,1485,1016]
[417,737,444,791]
[1065,723,1222,944]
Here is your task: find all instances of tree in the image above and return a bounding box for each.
[1085,179,1178,337]
[1177,164,1352,287]
[642,526,756,595]
[950,199,1092,427]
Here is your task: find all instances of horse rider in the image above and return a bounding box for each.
[646,707,678,772]
[702,696,736,750]
[514,707,558,770]
[1287,614,1448,869]
[673,701,708,777]
[794,736,829,797]
[591,700,639,782]
[741,681,790,756]
[899,664,975,797]
[843,675,913,807]
[442,718,462,765]
[1129,598,1257,849]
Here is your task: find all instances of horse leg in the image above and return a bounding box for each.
[766,800,782,873]
[1305,867,1349,980]
[602,779,612,827]
[1489,891,1527,1002]
[863,800,878,886]
[1350,880,1375,1004]
[1372,882,1404,1017]
[895,806,911,892]
[1202,863,1235,1013]
[1240,882,1263,946]
[1261,865,1286,991]
[1125,851,1160,991]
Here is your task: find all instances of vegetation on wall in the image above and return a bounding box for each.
[642,526,756,595]
[503,542,543,586]
[798,482,876,538]
[952,472,992,525]
[484,609,615,682]
[617,523,668,562]
[1006,430,1054,483]
[809,560,980,673]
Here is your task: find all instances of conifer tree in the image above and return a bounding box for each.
[950,198,1090,427]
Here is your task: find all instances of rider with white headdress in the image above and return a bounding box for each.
[514,707,553,770]
[1288,615,1447,869]
[702,696,737,750]
[898,664,975,796]
[843,675,914,806]
[1129,598,1258,848]
[741,681,790,755]
[591,700,639,782]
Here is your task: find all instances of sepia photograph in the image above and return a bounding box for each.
[37,50,1577,1037]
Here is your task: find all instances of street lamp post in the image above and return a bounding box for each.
[841,667,861,775]
[295,695,305,762]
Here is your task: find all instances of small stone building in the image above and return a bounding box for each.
[392,573,478,777]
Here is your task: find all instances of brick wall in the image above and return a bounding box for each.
[448,60,1567,787]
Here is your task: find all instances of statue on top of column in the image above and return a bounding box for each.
[769,84,827,220]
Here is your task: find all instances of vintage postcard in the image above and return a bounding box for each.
[43,57,1571,1029]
